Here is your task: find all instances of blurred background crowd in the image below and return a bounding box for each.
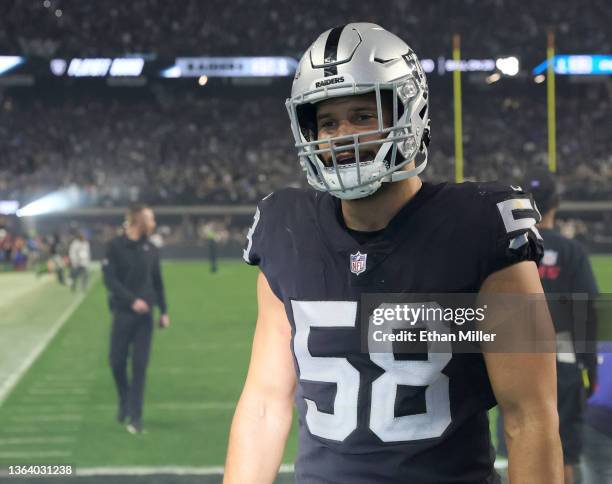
[1,85,610,207]
[1,0,609,62]
[0,0,610,268]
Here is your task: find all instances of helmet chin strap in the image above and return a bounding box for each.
[382,149,428,183]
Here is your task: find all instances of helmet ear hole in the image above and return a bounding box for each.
[419,105,427,120]
[296,103,317,142]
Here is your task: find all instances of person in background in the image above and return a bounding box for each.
[497,167,599,484]
[206,221,219,273]
[49,233,66,285]
[0,226,11,267]
[69,231,91,292]
[581,343,612,483]
[102,204,169,434]
[11,236,28,271]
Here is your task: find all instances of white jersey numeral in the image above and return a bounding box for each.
[496,198,539,233]
[496,197,542,247]
[292,301,360,441]
[291,300,452,443]
[242,207,260,263]
[369,302,451,442]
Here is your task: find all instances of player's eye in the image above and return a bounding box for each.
[355,113,376,123]
[319,120,336,130]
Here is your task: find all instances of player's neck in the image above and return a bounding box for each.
[538,210,556,229]
[340,176,423,232]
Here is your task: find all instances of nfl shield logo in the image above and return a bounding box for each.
[350,252,367,275]
[542,249,558,266]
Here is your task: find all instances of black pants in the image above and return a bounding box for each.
[208,239,217,273]
[109,311,153,424]
[71,266,89,292]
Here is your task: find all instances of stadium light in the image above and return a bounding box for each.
[160,65,181,78]
[0,56,24,75]
[532,54,612,75]
[16,188,81,217]
[485,72,501,84]
[0,200,19,215]
[496,56,520,76]
[198,75,208,86]
[534,74,546,83]
[420,59,435,73]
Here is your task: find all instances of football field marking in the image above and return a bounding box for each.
[0,436,76,445]
[7,402,236,413]
[1,426,80,434]
[74,463,295,476]
[9,414,83,422]
[0,278,94,407]
[0,450,72,459]
[0,274,53,313]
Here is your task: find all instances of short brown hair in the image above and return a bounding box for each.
[125,203,149,225]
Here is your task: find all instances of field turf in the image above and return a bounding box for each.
[0,256,610,482]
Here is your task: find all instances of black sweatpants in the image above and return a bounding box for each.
[109,311,154,424]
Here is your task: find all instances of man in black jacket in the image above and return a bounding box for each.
[497,168,599,484]
[102,204,170,434]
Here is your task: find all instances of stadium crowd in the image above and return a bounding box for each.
[1,84,610,207]
[0,92,297,206]
[1,0,610,65]
[0,213,250,271]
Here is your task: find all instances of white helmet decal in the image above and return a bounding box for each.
[286,23,430,200]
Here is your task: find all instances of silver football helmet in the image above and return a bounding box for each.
[286,23,430,200]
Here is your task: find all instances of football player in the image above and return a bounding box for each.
[225,23,563,483]
[497,168,599,484]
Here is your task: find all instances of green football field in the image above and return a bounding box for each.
[0,256,610,483]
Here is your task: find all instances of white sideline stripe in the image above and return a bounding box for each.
[162,342,250,351]
[7,402,235,414]
[0,286,90,407]
[0,450,72,459]
[152,367,234,374]
[10,414,83,422]
[75,464,295,476]
[0,436,76,445]
[44,374,96,380]
[13,405,82,412]
[145,402,235,411]
[28,388,89,395]
[1,426,80,434]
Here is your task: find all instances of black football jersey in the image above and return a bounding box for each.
[537,227,599,395]
[243,181,543,484]
[538,227,599,330]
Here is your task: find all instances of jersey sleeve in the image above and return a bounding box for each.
[242,192,285,299]
[479,182,544,278]
[243,204,264,266]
